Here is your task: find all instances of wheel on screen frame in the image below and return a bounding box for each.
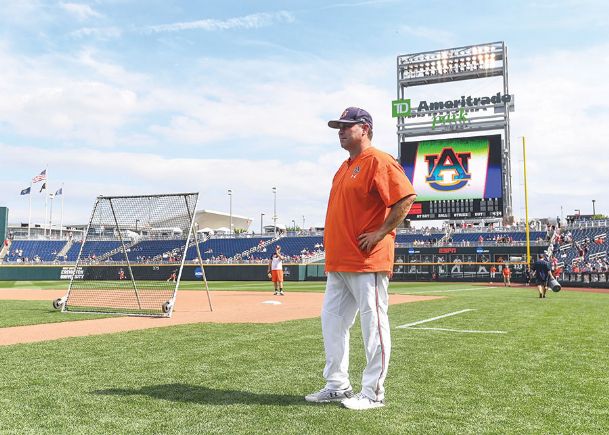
[162,301,173,313]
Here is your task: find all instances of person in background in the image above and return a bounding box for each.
[532,254,553,298]
[268,245,285,295]
[502,264,512,287]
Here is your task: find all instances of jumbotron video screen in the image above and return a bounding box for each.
[400,134,503,220]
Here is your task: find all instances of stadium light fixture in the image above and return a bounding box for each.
[397,42,504,87]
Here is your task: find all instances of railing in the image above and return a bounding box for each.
[560,271,609,287]
[396,240,548,248]
[303,251,325,263]
[97,239,140,262]
[231,235,283,262]
[565,219,609,230]
[55,239,72,259]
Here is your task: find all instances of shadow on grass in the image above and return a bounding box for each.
[94,383,306,406]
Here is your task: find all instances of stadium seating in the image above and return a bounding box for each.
[5,240,66,262]
[185,237,271,260]
[7,224,605,267]
[450,231,547,244]
[556,227,608,271]
[65,240,124,262]
[261,236,324,259]
[396,233,443,245]
[109,239,187,262]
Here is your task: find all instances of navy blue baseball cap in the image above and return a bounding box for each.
[328,107,373,129]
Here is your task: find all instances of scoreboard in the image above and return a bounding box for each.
[401,134,503,220]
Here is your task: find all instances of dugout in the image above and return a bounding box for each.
[392,245,547,282]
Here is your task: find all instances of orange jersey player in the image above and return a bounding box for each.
[305,106,416,410]
[502,265,512,287]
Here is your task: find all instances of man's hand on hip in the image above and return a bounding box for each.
[358,231,385,252]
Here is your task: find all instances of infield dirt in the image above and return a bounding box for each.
[0,289,441,346]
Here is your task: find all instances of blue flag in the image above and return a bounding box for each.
[20,187,31,195]
[55,187,63,196]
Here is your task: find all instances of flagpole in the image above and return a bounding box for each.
[28,181,32,238]
[49,194,55,238]
[43,165,48,238]
[60,183,64,239]
[44,193,48,238]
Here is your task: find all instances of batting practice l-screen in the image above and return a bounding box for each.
[57,192,200,317]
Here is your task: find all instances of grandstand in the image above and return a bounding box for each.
[3,206,608,279]
[0,224,583,264]
[4,240,66,262]
[553,220,609,273]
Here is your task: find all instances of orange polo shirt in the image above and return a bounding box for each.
[324,147,416,273]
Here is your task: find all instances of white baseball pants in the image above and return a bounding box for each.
[321,271,390,402]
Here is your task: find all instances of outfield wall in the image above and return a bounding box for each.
[391,245,547,283]
[0,264,304,282]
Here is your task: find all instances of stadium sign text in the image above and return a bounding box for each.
[60,266,84,280]
[416,92,512,115]
[393,92,512,117]
[393,92,514,130]
[431,107,468,130]
[392,99,412,117]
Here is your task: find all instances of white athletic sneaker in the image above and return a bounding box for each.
[341,393,385,410]
[305,387,353,403]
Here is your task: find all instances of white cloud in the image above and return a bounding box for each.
[60,3,102,21]
[2,33,607,229]
[70,26,122,39]
[0,143,344,227]
[0,47,144,147]
[143,11,295,33]
[399,25,456,46]
[509,45,609,218]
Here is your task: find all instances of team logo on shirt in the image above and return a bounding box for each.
[424,148,471,191]
[351,166,361,179]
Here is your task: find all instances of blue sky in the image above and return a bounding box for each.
[1,0,608,230]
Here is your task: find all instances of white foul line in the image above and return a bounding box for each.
[397,309,474,328]
[397,308,507,334]
[406,327,507,334]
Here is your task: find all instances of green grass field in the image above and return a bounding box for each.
[1,281,608,433]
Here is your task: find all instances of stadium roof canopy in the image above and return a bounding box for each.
[194,209,252,232]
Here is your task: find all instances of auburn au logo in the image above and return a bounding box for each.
[424,148,471,191]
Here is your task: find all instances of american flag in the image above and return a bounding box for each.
[32,169,47,183]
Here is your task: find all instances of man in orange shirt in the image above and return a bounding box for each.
[490,264,497,283]
[502,264,511,287]
[267,245,285,295]
[305,107,416,410]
